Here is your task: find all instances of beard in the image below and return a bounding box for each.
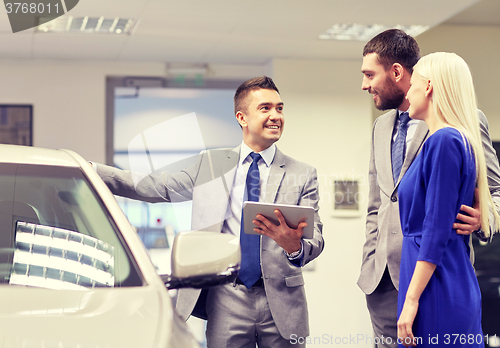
[373,76,406,111]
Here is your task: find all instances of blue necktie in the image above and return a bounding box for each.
[392,112,410,185]
[239,152,262,288]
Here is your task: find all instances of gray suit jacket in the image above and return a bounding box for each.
[358,110,500,295]
[97,146,324,339]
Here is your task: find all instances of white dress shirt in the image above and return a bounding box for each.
[222,142,276,238]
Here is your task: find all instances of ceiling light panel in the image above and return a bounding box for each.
[35,16,136,34]
[319,24,429,41]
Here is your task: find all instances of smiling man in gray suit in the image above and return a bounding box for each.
[94,76,324,348]
[358,29,500,347]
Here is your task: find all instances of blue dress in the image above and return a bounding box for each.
[398,127,484,347]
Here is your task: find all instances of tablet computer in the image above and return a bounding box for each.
[242,201,314,239]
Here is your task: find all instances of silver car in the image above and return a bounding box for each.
[0,144,240,348]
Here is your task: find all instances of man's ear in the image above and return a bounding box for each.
[392,63,405,82]
[236,111,246,128]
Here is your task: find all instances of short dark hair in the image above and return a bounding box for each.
[363,29,420,73]
[234,76,280,114]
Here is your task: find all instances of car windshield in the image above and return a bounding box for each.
[0,163,143,289]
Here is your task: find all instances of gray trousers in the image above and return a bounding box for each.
[365,268,398,348]
[205,282,305,348]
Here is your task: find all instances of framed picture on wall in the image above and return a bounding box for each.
[0,105,33,146]
[331,175,363,217]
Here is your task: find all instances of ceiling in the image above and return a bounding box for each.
[0,0,498,64]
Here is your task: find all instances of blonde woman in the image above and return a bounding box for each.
[396,52,499,347]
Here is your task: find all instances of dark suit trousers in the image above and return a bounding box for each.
[366,268,398,348]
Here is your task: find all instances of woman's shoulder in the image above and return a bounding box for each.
[427,127,466,146]
[432,126,462,138]
[425,127,470,157]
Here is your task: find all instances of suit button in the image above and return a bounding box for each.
[391,196,397,202]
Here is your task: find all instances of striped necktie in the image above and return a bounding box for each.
[238,152,262,288]
[392,112,410,185]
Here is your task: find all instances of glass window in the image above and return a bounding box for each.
[112,84,242,275]
[0,163,143,289]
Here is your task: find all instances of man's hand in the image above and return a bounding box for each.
[454,188,481,235]
[252,209,305,254]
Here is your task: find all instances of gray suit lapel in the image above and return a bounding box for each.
[265,148,285,204]
[221,145,240,194]
[397,120,429,185]
[220,146,240,219]
[378,110,398,189]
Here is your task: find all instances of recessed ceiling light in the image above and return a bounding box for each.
[35,16,137,34]
[319,24,429,41]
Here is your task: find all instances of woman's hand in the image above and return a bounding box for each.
[397,261,436,347]
[397,298,419,347]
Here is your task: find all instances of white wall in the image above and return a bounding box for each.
[0,60,169,162]
[417,25,500,139]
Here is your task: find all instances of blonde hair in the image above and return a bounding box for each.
[413,52,499,238]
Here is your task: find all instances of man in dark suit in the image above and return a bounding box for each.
[357,29,500,347]
[94,76,324,347]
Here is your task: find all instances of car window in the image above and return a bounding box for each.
[0,163,144,289]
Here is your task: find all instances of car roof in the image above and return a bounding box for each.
[0,144,80,167]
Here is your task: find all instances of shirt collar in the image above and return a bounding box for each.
[240,142,276,167]
[397,109,410,117]
[397,109,419,125]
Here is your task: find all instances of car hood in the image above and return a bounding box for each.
[0,285,200,348]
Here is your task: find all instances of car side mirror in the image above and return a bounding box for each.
[162,231,240,289]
